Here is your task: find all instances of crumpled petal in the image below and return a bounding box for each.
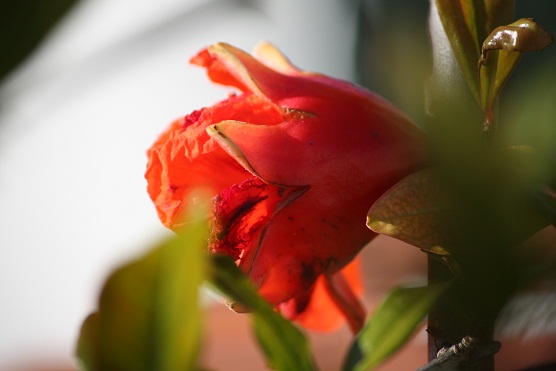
[148,42,426,332]
[146,93,283,228]
[197,42,423,318]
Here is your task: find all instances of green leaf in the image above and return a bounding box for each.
[76,312,100,371]
[479,18,553,64]
[432,0,516,105]
[504,61,556,155]
[76,206,208,371]
[502,146,556,233]
[343,282,452,371]
[434,0,483,102]
[367,168,451,251]
[368,156,553,254]
[209,255,315,371]
[479,18,553,129]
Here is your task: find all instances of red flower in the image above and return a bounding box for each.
[145,42,424,332]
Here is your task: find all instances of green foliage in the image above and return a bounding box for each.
[208,255,316,371]
[433,0,516,103]
[368,151,552,255]
[367,168,451,252]
[479,18,553,129]
[504,63,556,227]
[76,212,207,371]
[76,313,100,370]
[343,282,452,371]
[76,208,316,371]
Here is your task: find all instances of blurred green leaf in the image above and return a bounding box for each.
[479,18,553,129]
[76,210,207,371]
[0,0,78,82]
[503,61,556,154]
[368,152,552,253]
[343,282,452,371]
[503,146,556,232]
[367,168,451,251]
[209,255,315,371]
[76,312,100,371]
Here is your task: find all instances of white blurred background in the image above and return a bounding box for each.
[0,0,363,369]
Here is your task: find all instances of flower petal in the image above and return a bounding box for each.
[253,41,305,76]
[210,175,309,265]
[208,101,423,191]
[239,187,374,307]
[279,257,364,332]
[207,119,312,186]
[148,42,428,333]
[192,42,318,103]
[146,117,246,229]
[146,93,283,229]
[190,43,265,96]
[195,42,421,115]
[205,121,259,181]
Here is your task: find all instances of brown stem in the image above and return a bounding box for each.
[427,256,495,370]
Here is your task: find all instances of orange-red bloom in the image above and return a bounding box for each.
[145,42,424,332]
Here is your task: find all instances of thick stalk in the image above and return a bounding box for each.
[427,256,495,370]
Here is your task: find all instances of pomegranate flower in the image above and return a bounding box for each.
[145,42,424,332]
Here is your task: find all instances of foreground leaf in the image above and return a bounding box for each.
[209,255,315,371]
[76,210,207,371]
[343,282,452,371]
[367,168,451,251]
[76,313,100,370]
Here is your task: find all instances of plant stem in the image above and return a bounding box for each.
[427,256,495,370]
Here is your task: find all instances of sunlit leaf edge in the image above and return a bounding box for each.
[344,281,452,371]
